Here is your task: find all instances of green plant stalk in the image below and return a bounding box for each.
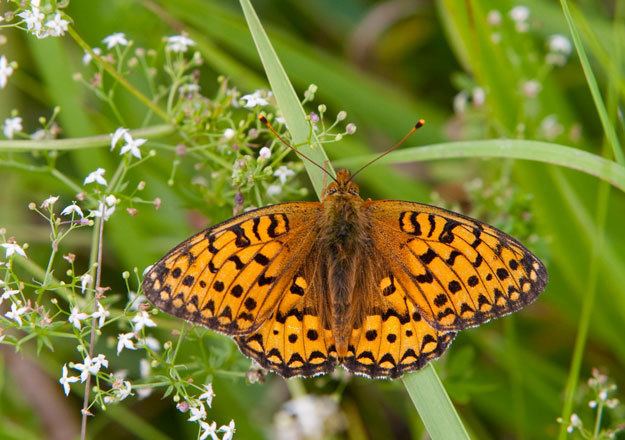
[0,124,174,152]
[557,182,609,440]
[335,140,625,193]
[68,27,172,124]
[239,1,469,438]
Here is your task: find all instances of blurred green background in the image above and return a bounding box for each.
[1,0,625,439]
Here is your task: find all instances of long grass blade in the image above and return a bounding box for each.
[335,140,625,193]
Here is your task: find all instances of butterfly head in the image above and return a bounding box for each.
[322,169,360,199]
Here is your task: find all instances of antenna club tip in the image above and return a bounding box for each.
[258,114,268,125]
[415,119,426,129]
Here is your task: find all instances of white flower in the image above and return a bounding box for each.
[165,35,196,53]
[521,80,542,98]
[105,194,118,206]
[258,147,271,161]
[40,195,59,209]
[114,380,132,401]
[59,364,79,396]
[140,336,161,351]
[93,354,109,370]
[92,303,110,328]
[80,273,92,294]
[548,34,572,55]
[487,10,502,26]
[199,421,219,440]
[546,34,573,66]
[509,5,530,32]
[132,310,156,332]
[61,203,84,218]
[188,402,207,422]
[472,87,485,107]
[68,306,89,330]
[117,332,136,355]
[45,13,69,37]
[539,114,564,140]
[119,132,147,159]
[220,420,236,440]
[3,116,22,139]
[273,166,294,184]
[1,243,27,258]
[223,128,236,140]
[83,47,102,65]
[110,127,129,151]
[103,32,129,49]
[139,358,151,378]
[509,5,530,22]
[5,302,28,325]
[199,384,215,407]
[267,184,282,197]
[90,201,115,221]
[1,289,20,304]
[128,291,146,310]
[0,55,13,89]
[282,395,341,439]
[240,90,269,108]
[453,91,468,114]
[18,6,45,36]
[84,168,107,186]
[73,354,108,382]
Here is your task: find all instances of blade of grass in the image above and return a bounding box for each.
[557,1,623,436]
[239,0,331,196]
[239,1,469,439]
[335,140,625,193]
[559,0,624,165]
[0,125,174,152]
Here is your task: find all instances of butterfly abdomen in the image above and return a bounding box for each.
[316,194,375,356]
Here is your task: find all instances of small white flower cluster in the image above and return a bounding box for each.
[240,90,271,108]
[509,5,530,33]
[165,34,196,53]
[0,56,16,89]
[273,395,345,440]
[110,127,147,159]
[2,115,22,138]
[17,1,69,39]
[59,354,108,395]
[558,368,624,438]
[546,34,573,67]
[453,87,486,115]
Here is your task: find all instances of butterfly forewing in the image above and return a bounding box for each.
[142,202,321,336]
[368,200,547,332]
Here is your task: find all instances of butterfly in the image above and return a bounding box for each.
[142,163,548,379]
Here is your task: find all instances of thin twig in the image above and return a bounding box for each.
[80,203,106,440]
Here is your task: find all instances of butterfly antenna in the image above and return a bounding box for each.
[349,119,425,181]
[258,115,338,183]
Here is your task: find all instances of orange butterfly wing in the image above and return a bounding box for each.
[236,274,338,377]
[142,202,321,336]
[343,272,455,378]
[368,200,548,331]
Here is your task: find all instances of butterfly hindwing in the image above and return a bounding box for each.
[236,275,338,377]
[369,200,547,331]
[342,272,455,378]
[142,202,320,335]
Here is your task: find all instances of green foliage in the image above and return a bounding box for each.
[1,1,625,439]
